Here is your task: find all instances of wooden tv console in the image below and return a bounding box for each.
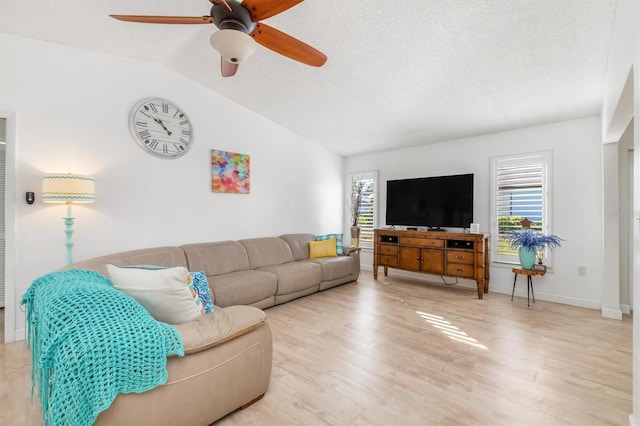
[373,229,491,299]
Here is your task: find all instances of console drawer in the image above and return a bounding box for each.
[446,263,474,278]
[380,244,398,256]
[399,237,445,248]
[380,255,398,267]
[447,250,474,265]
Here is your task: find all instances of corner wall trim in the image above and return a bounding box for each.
[601,307,623,320]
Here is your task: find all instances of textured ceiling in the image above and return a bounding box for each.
[1,0,617,157]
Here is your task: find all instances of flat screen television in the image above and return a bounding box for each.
[386,173,474,229]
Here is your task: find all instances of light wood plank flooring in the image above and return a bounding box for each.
[0,272,632,425]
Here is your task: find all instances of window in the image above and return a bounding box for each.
[491,151,552,264]
[347,171,377,248]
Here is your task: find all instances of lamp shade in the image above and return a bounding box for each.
[210,30,257,64]
[42,174,95,204]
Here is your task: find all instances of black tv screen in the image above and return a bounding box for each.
[386,174,474,229]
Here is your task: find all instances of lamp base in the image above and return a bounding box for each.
[63,202,76,265]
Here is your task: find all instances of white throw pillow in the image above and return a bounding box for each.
[106,264,204,324]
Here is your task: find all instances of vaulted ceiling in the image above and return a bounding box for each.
[1,0,617,157]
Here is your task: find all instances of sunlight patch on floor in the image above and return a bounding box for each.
[416,310,488,350]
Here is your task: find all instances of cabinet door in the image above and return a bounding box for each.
[421,249,444,274]
[399,247,421,271]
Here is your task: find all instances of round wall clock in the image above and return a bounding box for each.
[128,98,193,159]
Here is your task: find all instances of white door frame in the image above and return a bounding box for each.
[2,110,16,343]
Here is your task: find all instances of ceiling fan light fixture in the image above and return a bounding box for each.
[210,30,257,64]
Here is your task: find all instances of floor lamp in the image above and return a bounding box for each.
[42,173,95,265]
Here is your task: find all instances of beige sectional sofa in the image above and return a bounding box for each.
[57,233,360,425]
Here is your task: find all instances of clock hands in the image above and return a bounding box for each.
[152,116,172,136]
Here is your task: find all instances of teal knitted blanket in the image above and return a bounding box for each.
[21,269,185,426]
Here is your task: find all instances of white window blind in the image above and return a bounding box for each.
[348,171,377,248]
[491,152,552,264]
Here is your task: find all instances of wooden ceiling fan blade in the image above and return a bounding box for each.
[209,0,233,12]
[241,0,303,21]
[221,58,239,77]
[250,23,326,67]
[221,0,233,12]
[110,15,213,24]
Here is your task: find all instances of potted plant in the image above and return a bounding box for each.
[349,176,364,247]
[503,229,562,270]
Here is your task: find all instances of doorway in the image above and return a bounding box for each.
[1,111,14,344]
[619,120,634,314]
[0,118,5,342]
[629,148,634,312]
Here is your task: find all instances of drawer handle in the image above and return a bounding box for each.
[456,255,465,259]
[456,268,464,272]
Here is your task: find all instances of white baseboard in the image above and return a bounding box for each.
[620,304,631,315]
[13,327,25,342]
[601,307,623,320]
[478,283,603,310]
[629,414,637,426]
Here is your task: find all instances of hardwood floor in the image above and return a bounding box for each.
[0,272,632,425]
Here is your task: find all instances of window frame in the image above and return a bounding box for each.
[490,151,553,265]
[346,171,378,249]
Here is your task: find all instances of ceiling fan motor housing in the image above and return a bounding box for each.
[211,1,255,33]
[108,0,327,77]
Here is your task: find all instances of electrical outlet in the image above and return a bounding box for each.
[577,266,587,276]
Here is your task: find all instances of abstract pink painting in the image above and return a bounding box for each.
[211,150,250,194]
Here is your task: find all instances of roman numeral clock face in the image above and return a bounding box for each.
[128,98,193,159]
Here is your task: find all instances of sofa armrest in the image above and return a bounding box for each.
[344,246,362,256]
[173,305,267,355]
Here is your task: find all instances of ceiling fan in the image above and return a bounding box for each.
[110,0,327,78]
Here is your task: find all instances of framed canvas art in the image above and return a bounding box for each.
[211,149,250,194]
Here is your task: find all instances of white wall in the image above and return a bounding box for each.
[603,141,622,319]
[346,117,604,308]
[618,120,634,314]
[600,0,639,423]
[0,34,345,340]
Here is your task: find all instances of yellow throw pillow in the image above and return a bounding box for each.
[309,238,337,258]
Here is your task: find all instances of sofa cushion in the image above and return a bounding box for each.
[309,238,337,258]
[106,264,203,324]
[208,270,277,307]
[62,246,188,278]
[316,233,344,256]
[278,233,315,261]
[239,237,295,269]
[174,305,267,355]
[305,256,355,281]
[181,241,250,276]
[259,262,322,295]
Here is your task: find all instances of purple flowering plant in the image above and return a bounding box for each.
[503,229,563,251]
